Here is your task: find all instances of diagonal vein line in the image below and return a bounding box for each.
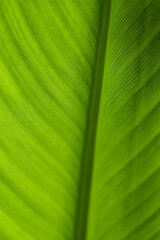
[74,1,112,239]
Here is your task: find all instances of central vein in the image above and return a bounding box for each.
[74,1,112,239]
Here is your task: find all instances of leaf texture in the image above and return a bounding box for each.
[0,0,160,240]
[0,0,99,239]
[88,1,160,240]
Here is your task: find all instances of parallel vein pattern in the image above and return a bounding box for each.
[88,0,160,239]
[0,0,160,240]
[0,0,99,239]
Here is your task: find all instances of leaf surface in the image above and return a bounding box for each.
[0,0,160,240]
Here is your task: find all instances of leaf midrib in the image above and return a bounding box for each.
[74,1,112,240]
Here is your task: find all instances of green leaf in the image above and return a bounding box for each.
[0,0,160,240]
